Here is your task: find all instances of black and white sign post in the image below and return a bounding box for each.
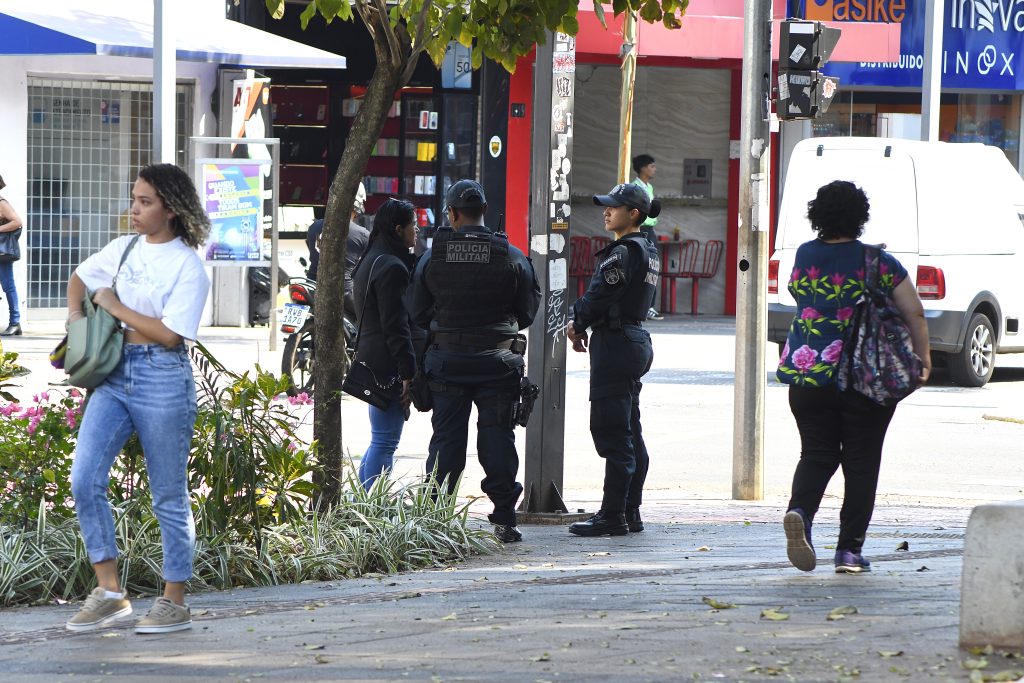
[521,32,583,518]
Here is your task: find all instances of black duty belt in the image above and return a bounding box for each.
[592,319,644,331]
[432,331,516,352]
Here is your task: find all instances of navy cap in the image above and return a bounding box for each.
[445,179,486,209]
[593,183,654,215]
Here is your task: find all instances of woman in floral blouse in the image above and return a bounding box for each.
[777,180,931,574]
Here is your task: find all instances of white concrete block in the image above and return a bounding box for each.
[960,500,1024,648]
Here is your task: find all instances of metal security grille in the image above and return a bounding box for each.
[25,78,193,308]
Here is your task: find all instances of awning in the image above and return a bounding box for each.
[0,0,346,69]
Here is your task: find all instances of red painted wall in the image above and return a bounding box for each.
[505,53,534,253]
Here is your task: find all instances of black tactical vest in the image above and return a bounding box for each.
[602,233,659,324]
[426,227,517,328]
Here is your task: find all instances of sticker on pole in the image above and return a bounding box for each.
[489,136,502,158]
[822,77,837,100]
[789,45,807,64]
[778,75,790,101]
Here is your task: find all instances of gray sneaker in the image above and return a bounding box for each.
[66,587,133,631]
[135,597,192,634]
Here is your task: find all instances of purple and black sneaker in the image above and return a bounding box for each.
[834,549,871,573]
[784,508,816,572]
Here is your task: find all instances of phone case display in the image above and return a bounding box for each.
[401,94,441,226]
[272,85,331,206]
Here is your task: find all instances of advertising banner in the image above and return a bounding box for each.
[789,0,1024,90]
[201,160,265,264]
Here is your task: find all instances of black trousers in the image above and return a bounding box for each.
[787,385,897,552]
[424,349,524,526]
[589,325,654,514]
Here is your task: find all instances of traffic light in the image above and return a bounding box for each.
[777,19,842,120]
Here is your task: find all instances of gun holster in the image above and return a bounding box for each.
[513,376,540,428]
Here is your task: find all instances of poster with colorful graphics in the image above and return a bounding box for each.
[201,161,264,264]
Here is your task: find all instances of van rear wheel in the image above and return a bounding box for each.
[948,313,995,387]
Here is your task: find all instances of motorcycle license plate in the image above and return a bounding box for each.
[280,303,310,330]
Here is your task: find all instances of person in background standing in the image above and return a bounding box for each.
[632,154,663,321]
[307,182,369,318]
[566,183,660,537]
[351,198,419,490]
[777,180,930,574]
[0,174,24,336]
[408,180,541,544]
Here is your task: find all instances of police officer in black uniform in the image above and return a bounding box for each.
[566,183,660,537]
[408,180,541,543]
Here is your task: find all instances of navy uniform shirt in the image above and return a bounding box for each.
[572,232,655,331]
[408,226,541,336]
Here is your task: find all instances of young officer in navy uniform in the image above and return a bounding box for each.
[566,183,660,537]
[408,180,541,543]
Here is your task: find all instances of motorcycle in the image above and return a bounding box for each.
[280,273,357,397]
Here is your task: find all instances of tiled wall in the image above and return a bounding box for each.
[570,65,732,315]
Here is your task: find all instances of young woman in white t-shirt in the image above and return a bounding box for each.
[65,164,211,634]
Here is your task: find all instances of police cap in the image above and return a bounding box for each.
[445,180,487,210]
[593,183,662,217]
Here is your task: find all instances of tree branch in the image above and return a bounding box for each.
[372,0,405,67]
[401,1,454,86]
[354,0,375,39]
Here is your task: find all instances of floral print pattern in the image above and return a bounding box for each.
[777,241,907,388]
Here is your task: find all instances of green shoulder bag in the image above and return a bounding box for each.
[65,236,140,389]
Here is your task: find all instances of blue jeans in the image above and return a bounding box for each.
[0,260,19,324]
[357,400,405,490]
[71,344,198,582]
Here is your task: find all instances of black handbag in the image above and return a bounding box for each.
[0,228,22,262]
[341,255,401,409]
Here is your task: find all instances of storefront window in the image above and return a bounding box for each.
[804,92,1022,169]
[26,79,193,308]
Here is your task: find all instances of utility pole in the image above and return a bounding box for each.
[617,11,638,184]
[522,32,582,518]
[153,0,176,163]
[732,0,772,500]
[921,1,944,142]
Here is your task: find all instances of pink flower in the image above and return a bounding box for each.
[0,403,18,417]
[801,307,822,320]
[806,266,821,281]
[836,307,854,323]
[830,273,844,286]
[66,417,77,430]
[778,340,791,368]
[40,391,50,402]
[287,441,298,452]
[821,339,844,364]
[32,393,39,404]
[288,392,313,406]
[69,388,82,398]
[789,268,801,282]
[791,345,818,372]
[27,416,41,435]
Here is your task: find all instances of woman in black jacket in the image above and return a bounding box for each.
[352,198,419,489]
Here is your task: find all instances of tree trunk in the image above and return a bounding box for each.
[312,14,408,508]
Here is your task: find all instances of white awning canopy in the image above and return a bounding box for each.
[0,0,346,69]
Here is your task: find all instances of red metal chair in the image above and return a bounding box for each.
[659,239,699,314]
[569,236,593,298]
[687,239,723,315]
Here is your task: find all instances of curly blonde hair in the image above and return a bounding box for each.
[138,164,210,248]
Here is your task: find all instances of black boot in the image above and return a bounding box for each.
[0,323,21,337]
[625,508,644,533]
[569,511,628,537]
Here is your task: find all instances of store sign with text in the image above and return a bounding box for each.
[789,0,1024,90]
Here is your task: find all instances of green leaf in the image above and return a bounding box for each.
[593,0,607,28]
[318,0,347,22]
[265,0,285,20]
[760,607,789,621]
[702,596,736,610]
[299,1,318,29]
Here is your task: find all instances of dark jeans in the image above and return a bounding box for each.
[589,325,654,513]
[787,385,897,552]
[0,261,20,325]
[424,348,525,526]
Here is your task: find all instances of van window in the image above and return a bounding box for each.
[779,149,919,254]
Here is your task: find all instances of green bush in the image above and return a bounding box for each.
[0,344,497,607]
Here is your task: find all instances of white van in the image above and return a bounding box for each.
[767,137,1024,387]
